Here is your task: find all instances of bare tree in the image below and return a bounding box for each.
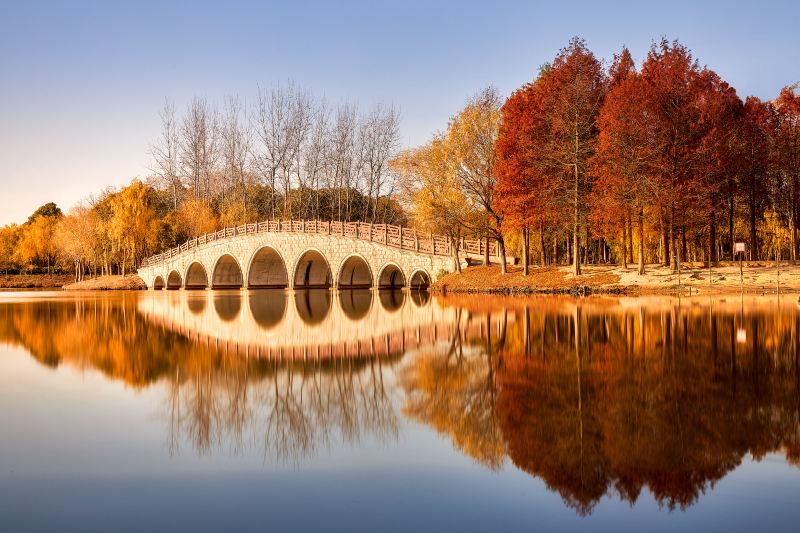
[221,96,252,219]
[359,103,401,222]
[302,99,331,220]
[179,97,219,201]
[150,99,182,209]
[330,103,360,221]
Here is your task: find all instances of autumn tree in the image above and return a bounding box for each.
[535,38,606,275]
[56,206,99,281]
[495,69,560,272]
[17,206,61,274]
[592,49,658,274]
[392,137,472,271]
[106,181,158,274]
[773,85,800,261]
[449,87,507,272]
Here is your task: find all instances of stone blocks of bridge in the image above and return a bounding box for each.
[140,232,454,291]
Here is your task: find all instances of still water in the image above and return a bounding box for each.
[1,289,799,532]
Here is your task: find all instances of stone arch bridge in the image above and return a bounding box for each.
[137,220,502,291]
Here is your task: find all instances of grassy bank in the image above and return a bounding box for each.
[62,275,146,291]
[433,262,800,295]
[0,274,73,288]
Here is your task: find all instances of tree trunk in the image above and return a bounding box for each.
[627,209,634,264]
[621,218,628,269]
[484,233,490,266]
[498,236,508,274]
[522,227,530,276]
[539,223,546,267]
[573,163,581,276]
[709,209,717,264]
[749,189,758,261]
[451,235,462,273]
[728,192,734,261]
[638,207,645,275]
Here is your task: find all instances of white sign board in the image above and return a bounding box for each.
[734,242,746,254]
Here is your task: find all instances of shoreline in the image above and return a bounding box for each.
[432,264,800,296]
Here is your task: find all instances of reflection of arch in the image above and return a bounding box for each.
[212,254,243,289]
[213,292,242,322]
[378,263,406,288]
[379,289,405,312]
[167,270,182,290]
[337,254,373,288]
[338,289,373,320]
[293,249,332,288]
[186,293,207,315]
[153,276,165,290]
[294,289,331,324]
[247,246,289,288]
[410,269,431,290]
[410,289,431,307]
[185,262,208,290]
[248,289,287,330]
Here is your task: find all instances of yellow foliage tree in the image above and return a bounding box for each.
[107,180,158,274]
[16,215,60,274]
[391,137,472,271]
[56,206,99,281]
[176,197,219,238]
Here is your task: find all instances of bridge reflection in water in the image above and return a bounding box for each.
[137,288,444,360]
[1,292,800,515]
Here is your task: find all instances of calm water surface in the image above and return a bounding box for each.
[1,289,799,532]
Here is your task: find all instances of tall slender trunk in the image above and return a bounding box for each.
[749,186,758,261]
[728,192,734,260]
[710,209,717,264]
[621,218,628,269]
[638,207,645,275]
[522,227,530,276]
[627,209,634,264]
[540,223,546,267]
[573,163,581,276]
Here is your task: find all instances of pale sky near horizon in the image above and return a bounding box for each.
[1,0,798,226]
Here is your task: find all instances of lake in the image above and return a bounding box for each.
[1,289,799,532]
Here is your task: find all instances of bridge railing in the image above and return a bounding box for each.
[140,219,501,268]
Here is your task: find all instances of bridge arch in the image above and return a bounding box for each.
[410,269,432,290]
[153,275,165,290]
[211,254,244,289]
[378,262,406,289]
[185,262,209,290]
[247,246,289,288]
[293,248,332,289]
[167,270,182,290]
[337,254,373,288]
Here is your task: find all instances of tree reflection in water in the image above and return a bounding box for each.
[400,295,800,514]
[2,292,799,513]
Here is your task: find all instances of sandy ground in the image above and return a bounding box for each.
[62,274,146,290]
[435,261,800,295]
[0,274,73,288]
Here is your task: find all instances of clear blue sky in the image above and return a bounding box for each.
[1,0,798,225]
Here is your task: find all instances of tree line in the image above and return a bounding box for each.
[393,37,800,276]
[0,83,405,278]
